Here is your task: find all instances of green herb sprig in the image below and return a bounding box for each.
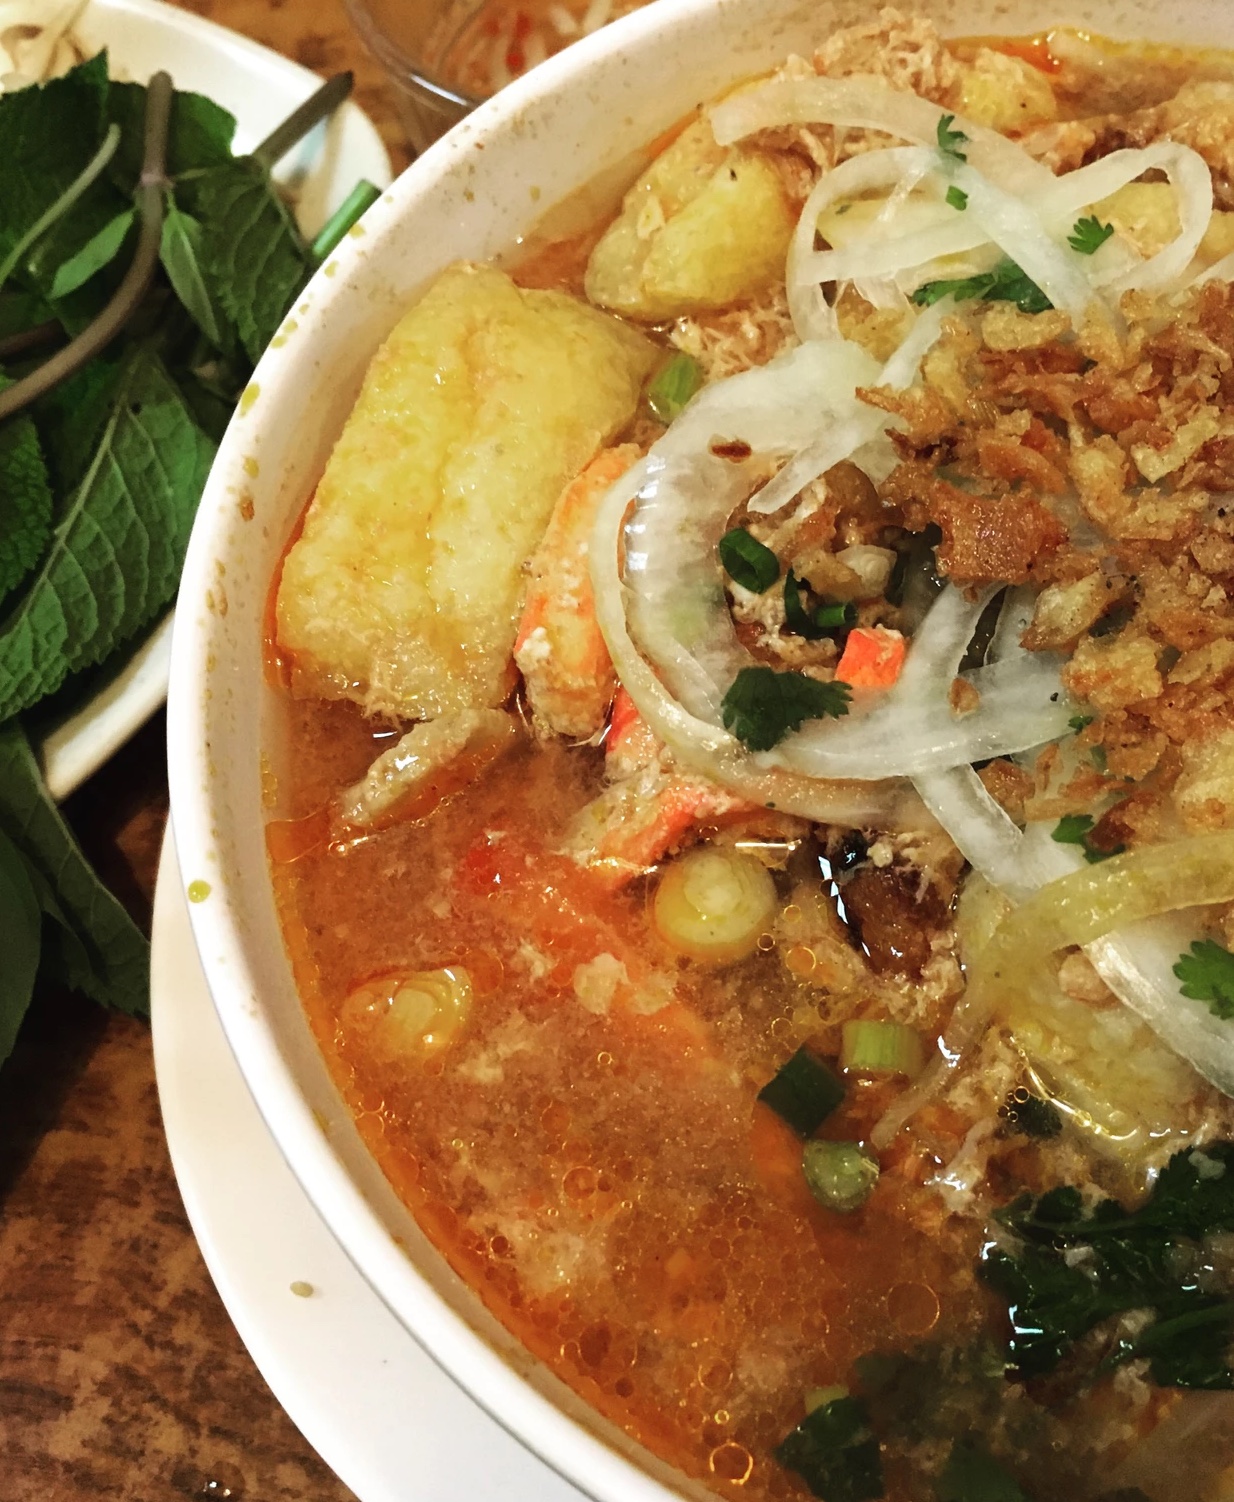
[721,665,850,751]
[1068,214,1115,256]
[1050,812,1123,863]
[936,113,969,163]
[912,258,1053,315]
[1174,939,1234,1020]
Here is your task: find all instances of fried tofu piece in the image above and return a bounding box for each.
[584,118,794,322]
[276,263,655,720]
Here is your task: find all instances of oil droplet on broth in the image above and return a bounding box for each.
[187,879,211,903]
[710,1442,754,1484]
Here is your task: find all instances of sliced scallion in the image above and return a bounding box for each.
[802,1140,880,1212]
[804,1385,849,1414]
[719,527,779,594]
[840,1020,924,1078]
[646,350,703,423]
[757,1046,844,1136]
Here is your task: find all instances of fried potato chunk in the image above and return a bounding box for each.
[276,263,655,720]
[584,118,794,321]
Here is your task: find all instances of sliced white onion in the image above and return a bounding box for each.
[708,75,1052,194]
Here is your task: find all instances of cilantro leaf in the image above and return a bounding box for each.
[719,527,778,593]
[0,820,41,1070]
[936,113,969,163]
[1051,812,1094,847]
[945,185,968,211]
[912,259,1053,315]
[0,345,215,721]
[935,1438,1029,1502]
[1068,214,1115,256]
[180,156,312,362]
[774,1396,884,1502]
[0,409,54,607]
[1068,713,1094,732]
[0,723,148,1017]
[979,1143,1234,1387]
[721,666,850,752]
[1174,939,1234,1020]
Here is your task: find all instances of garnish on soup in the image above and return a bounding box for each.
[268,13,1234,1498]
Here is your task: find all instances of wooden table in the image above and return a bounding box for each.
[0,5,412,1496]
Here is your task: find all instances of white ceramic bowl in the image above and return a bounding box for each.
[168,0,1234,1495]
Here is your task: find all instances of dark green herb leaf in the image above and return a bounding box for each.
[721,665,850,752]
[757,1045,845,1136]
[0,344,215,721]
[980,1142,1234,1385]
[47,205,134,300]
[1051,813,1094,847]
[775,1396,884,1502]
[1068,215,1115,256]
[936,114,969,163]
[935,1438,1029,1502]
[784,568,829,640]
[0,821,41,1070]
[912,259,1052,315]
[160,199,229,348]
[0,54,108,273]
[719,527,778,593]
[0,723,147,1016]
[310,178,382,263]
[181,156,312,362]
[1068,713,1094,733]
[107,78,236,191]
[1174,939,1234,1021]
[945,186,968,211]
[0,408,54,607]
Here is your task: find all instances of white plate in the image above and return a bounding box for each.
[37,0,392,801]
[151,826,587,1502]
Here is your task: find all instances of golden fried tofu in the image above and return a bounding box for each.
[276,263,655,720]
[584,118,795,321]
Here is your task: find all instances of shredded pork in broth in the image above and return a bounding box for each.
[268,13,1234,1500]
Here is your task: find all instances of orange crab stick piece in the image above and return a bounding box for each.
[835,626,906,690]
[514,445,640,739]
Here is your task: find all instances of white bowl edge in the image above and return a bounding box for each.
[167,0,1234,1497]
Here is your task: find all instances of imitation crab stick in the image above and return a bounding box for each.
[834,626,907,690]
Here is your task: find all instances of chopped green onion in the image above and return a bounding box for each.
[815,600,857,630]
[647,350,703,423]
[840,1020,924,1078]
[783,570,855,640]
[757,1046,845,1136]
[945,185,968,211]
[719,527,779,593]
[310,178,382,262]
[802,1140,880,1212]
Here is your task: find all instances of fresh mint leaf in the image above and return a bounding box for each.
[936,113,969,163]
[935,1439,1029,1502]
[719,527,779,593]
[1174,939,1234,1020]
[774,1396,884,1502]
[0,54,108,272]
[0,723,147,1015]
[980,1143,1234,1386]
[1068,215,1115,256]
[0,821,41,1069]
[107,79,236,191]
[181,156,312,362]
[0,409,54,607]
[722,666,850,751]
[912,259,1052,315]
[945,185,968,211]
[0,344,215,720]
[160,199,229,348]
[47,204,134,300]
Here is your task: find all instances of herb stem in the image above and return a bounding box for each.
[0,319,62,361]
[0,72,172,425]
[310,177,381,262]
[0,122,122,298]
[253,72,354,171]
